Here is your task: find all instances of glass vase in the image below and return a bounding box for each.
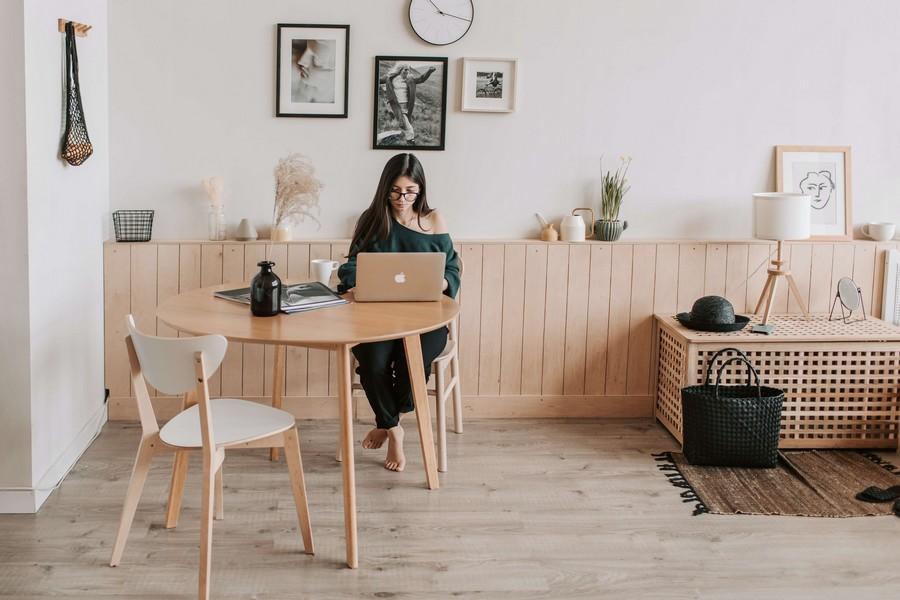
[208,204,225,241]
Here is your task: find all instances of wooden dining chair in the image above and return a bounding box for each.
[110,316,314,600]
[339,256,464,473]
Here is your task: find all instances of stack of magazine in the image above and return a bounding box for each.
[214,282,347,314]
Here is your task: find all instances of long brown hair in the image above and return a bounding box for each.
[348,153,433,256]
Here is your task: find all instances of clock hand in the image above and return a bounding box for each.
[427,0,444,14]
[439,10,472,22]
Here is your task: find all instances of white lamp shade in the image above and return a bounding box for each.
[753,193,811,241]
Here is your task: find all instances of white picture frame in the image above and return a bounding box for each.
[460,58,518,113]
[775,145,852,240]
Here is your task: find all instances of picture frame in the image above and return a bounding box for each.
[776,145,852,240]
[373,56,448,151]
[276,24,349,118]
[460,57,518,112]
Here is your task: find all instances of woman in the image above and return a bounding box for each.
[338,153,460,472]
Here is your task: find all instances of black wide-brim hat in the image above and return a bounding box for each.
[676,295,750,332]
[675,313,750,332]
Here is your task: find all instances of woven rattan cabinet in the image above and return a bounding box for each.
[653,314,900,450]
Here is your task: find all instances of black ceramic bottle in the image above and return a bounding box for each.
[250,261,282,317]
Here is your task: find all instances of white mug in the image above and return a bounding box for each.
[862,222,896,242]
[310,259,339,286]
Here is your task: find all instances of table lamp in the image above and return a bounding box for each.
[753,192,811,325]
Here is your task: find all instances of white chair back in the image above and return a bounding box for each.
[126,316,227,396]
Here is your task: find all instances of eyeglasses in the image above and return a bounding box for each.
[389,191,420,201]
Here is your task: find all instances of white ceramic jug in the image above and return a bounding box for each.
[560,208,594,242]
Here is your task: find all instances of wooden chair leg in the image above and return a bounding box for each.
[450,351,463,434]
[283,428,315,555]
[110,436,157,567]
[214,464,224,521]
[199,450,217,600]
[165,450,190,529]
[435,365,448,473]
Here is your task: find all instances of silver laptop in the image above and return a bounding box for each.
[354,252,445,302]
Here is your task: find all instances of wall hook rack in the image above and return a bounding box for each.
[58,18,91,37]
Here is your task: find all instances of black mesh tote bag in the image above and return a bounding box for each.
[681,347,785,468]
[60,21,93,166]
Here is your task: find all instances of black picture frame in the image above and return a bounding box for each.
[372,55,448,151]
[276,23,350,118]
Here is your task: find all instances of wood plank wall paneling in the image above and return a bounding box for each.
[103,240,891,420]
[520,245,548,395]
[499,244,526,395]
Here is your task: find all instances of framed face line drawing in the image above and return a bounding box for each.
[775,145,852,240]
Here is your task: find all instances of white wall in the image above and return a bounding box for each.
[109,0,900,241]
[24,0,109,507]
[0,0,108,513]
[0,0,33,504]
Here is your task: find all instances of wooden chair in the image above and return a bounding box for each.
[110,316,314,600]
[339,257,464,473]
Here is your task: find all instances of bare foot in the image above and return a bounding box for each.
[362,428,388,450]
[384,426,406,472]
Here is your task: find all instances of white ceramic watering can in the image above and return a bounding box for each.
[560,208,594,242]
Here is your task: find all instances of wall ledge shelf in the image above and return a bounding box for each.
[104,238,887,246]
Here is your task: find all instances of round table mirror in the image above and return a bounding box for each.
[837,277,861,310]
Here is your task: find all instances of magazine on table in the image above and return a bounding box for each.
[214,281,347,314]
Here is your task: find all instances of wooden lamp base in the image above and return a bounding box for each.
[753,240,810,325]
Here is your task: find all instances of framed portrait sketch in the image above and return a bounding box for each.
[776,145,852,239]
[276,24,349,117]
[373,56,448,151]
[460,58,518,112]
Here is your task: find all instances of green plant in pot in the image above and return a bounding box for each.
[596,156,631,241]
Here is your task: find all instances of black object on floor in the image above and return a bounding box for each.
[855,484,900,503]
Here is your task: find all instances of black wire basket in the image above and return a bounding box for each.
[112,210,154,242]
[681,347,785,468]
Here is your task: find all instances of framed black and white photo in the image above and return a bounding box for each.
[276,24,349,117]
[461,58,518,112]
[373,56,447,150]
[776,145,852,240]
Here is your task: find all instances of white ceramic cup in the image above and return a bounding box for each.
[862,222,896,242]
[310,259,339,286]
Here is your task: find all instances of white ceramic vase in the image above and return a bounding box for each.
[235,218,258,241]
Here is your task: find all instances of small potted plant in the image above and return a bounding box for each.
[595,156,631,241]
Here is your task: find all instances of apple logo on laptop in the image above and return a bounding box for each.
[394,272,407,284]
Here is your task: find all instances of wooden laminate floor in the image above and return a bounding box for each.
[2,419,899,599]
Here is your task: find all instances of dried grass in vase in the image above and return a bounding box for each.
[272,153,323,234]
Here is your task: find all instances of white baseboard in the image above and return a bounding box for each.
[0,403,107,514]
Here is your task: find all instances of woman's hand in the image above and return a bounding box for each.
[442,279,448,291]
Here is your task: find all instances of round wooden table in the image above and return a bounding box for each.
[157,284,459,569]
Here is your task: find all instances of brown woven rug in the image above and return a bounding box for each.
[655,450,900,517]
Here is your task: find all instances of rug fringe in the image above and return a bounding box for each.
[652,452,709,516]
[859,451,900,475]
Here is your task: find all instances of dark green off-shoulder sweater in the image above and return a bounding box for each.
[337,221,460,299]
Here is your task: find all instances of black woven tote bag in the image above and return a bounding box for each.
[681,347,785,468]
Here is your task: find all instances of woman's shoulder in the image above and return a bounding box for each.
[425,209,448,234]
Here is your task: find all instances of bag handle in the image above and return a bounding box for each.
[702,347,750,385]
[714,356,761,400]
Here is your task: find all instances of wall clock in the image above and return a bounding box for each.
[408,0,474,46]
